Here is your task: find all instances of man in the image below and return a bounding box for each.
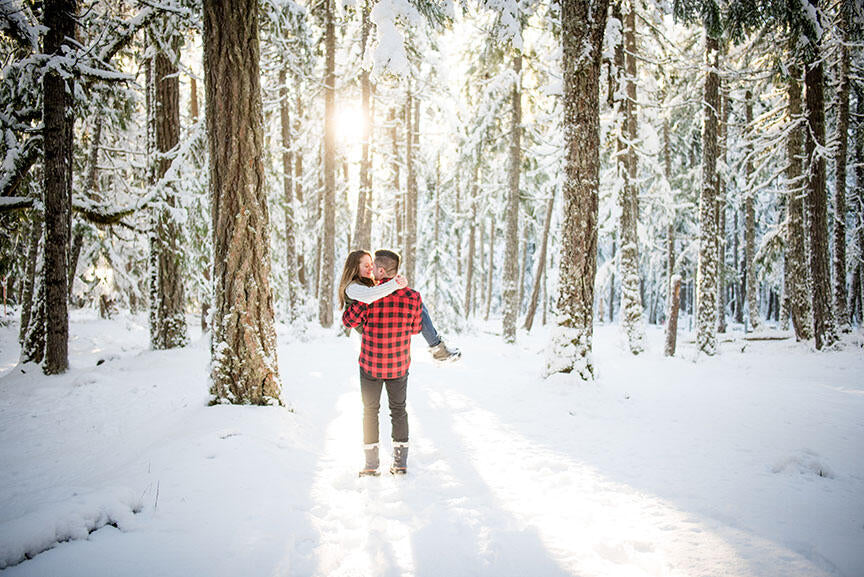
[343,249,423,476]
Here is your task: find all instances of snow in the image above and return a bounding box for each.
[1,309,863,576]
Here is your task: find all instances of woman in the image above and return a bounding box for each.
[338,249,460,362]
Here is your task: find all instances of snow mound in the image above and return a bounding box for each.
[771,451,835,479]
[0,487,142,569]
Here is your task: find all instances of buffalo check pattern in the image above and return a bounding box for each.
[342,278,423,380]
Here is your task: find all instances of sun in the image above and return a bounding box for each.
[333,101,366,145]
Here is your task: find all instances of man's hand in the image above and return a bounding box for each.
[394,274,408,289]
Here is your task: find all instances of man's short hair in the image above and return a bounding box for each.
[374,249,401,275]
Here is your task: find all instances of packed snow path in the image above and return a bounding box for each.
[0,312,862,576]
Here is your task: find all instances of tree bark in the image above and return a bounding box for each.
[19,219,40,344]
[150,25,188,350]
[804,39,838,349]
[786,62,813,340]
[617,1,644,353]
[279,67,298,321]
[744,89,760,331]
[547,0,609,379]
[464,162,478,318]
[833,11,849,329]
[524,192,554,331]
[41,0,77,374]
[319,0,336,327]
[295,94,306,290]
[484,216,495,321]
[853,83,864,326]
[352,0,373,250]
[204,0,281,404]
[696,33,719,355]
[717,85,729,333]
[405,90,418,283]
[665,275,681,356]
[503,50,522,343]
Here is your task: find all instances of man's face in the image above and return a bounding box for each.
[359,254,374,280]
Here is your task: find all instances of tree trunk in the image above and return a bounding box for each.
[150,26,188,350]
[696,33,719,355]
[786,61,813,340]
[804,38,838,349]
[617,1,644,353]
[19,219,40,344]
[665,275,681,357]
[319,0,336,327]
[717,86,729,333]
[608,236,615,322]
[279,67,298,321]
[404,91,419,283]
[484,216,495,321]
[744,89,760,331]
[524,192,554,331]
[547,0,609,379]
[295,94,306,289]
[733,209,743,323]
[664,112,676,311]
[464,162,478,318]
[833,11,849,330]
[853,82,864,326]
[390,107,402,250]
[503,51,522,343]
[21,231,45,364]
[204,0,281,404]
[352,0,373,250]
[41,0,77,374]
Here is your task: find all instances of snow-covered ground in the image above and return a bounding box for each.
[0,309,862,577]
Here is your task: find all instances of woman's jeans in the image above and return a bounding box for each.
[420,303,441,347]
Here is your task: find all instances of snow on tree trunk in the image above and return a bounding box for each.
[786,62,813,341]
[804,41,838,350]
[665,274,681,357]
[353,0,373,251]
[853,82,864,326]
[525,192,553,332]
[42,0,77,374]
[21,230,45,364]
[294,95,306,291]
[744,90,760,332]
[717,87,729,333]
[546,0,608,380]
[464,163,478,318]
[616,2,644,354]
[696,34,719,356]
[484,216,495,321]
[832,11,849,330]
[319,0,336,327]
[149,25,188,350]
[204,0,281,404]
[279,67,298,322]
[503,51,522,343]
[405,92,419,283]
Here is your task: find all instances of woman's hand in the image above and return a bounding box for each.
[394,274,408,288]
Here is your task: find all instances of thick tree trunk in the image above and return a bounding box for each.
[617,2,644,353]
[665,275,681,357]
[833,13,849,330]
[41,0,77,374]
[805,47,838,349]
[204,0,281,404]
[524,192,554,332]
[547,0,609,379]
[786,62,813,340]
[743,90,760,331]
[503,51,522,343]
[319,0,336,327]
[696,34,719,355]
[150,28,188,350]
[279,67,298,321]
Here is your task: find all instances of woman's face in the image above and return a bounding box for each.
[359,254,374,279]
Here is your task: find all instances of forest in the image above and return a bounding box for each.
[1,0,862,402]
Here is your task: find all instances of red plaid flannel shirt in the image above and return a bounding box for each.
[342,278,423,379]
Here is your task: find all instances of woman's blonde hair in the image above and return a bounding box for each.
[338,250,375,310]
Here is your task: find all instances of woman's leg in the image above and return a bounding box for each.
[420,303,442,347]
